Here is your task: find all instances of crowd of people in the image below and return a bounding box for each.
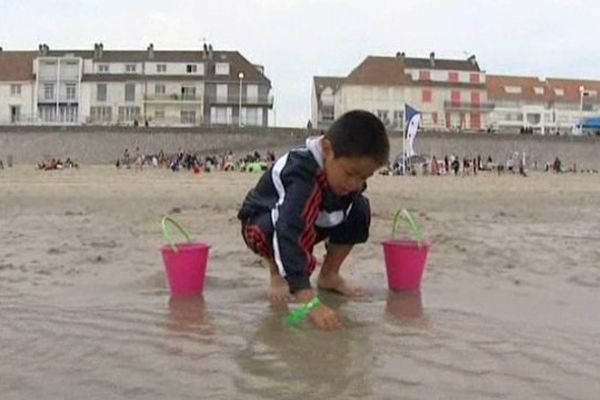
[115,147,277,174]
[36,157,79,170]
[386,152,598,177]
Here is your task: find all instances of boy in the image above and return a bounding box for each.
[238,110,389,329]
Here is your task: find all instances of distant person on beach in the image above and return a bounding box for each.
[238,110,390,330]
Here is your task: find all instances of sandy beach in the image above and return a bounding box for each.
[1,165,599,399]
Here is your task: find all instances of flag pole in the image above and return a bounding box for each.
[402,104,406,175]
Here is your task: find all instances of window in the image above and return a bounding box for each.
[322,106,334,121]
[242,108,262,126]
[554,88,565,96]
[471,92,481,105]
[181,86,196,99]
[125,83,135,102]
[419,70,431,81]
[432,112,438,125]
[211,106,231,124]
[90,106,112,122]
[450,90,460,103]
[44,83,54,100]
[376,109,389,125]
[186,64,197,73]
[98,64,109,73]
[422,89,432,103]
[125,64,137,73]
[154,109,165,119]
[181,110,196,124]
[118,106,140,122]
[215,62,230,76]
[247,84,258,102]
[97,84,107,102]
[39,106,57,122]
[393,110,404,128]
[534,87,544,95]
[155,84,166,96]
[448,72,459,82]
[156,64,167,73]
[216,84,228,101]
[10,84,21,96]
[66,84,77,100]
[505,86,522,94]
[470,112,481,129]
[469,73,480,83]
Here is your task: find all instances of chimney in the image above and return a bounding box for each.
[0,46,3,52]
[429,51,435,67]
[395,51,406,61]
[98,43,104,58]
[38,44,49,56]
[147,43,154,60]
[208,44,213,59]
[468,54,477,66]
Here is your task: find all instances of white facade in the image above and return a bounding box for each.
[0,46,271,126]
[0,81,35,123]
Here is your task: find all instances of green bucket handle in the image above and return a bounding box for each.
[161,215,193,252]
[391,209,424,246]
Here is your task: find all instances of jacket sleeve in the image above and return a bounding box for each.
[271,155,321,293]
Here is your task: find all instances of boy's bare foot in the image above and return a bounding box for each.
[268,274,291,302]
[317,273,367,297]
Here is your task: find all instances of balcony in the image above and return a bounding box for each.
[206,94,274,107]
[37,96,79,104]
[444,101,495,111]
[144,94,203,103]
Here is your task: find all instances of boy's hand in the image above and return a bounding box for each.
[309,303,342,330]
[295,289,342,330]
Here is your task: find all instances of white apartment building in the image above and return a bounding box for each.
[487,75,600,134]
[312,52,492,132]
[0,43,273,127]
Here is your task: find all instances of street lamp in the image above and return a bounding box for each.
[238,71,244,127]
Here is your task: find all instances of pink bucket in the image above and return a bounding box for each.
[161,242,210,295]
[382,239,430,291]
[160,216,210,296]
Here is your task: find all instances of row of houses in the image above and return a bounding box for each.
[312,52,600,135]
[2,44,600,134]
[0,43,273,126]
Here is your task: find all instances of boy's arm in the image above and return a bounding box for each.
[271,158,321,294]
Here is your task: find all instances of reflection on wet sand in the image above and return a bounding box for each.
[385,290,427,326]
[232,303,375,399]
[165,295,215,338]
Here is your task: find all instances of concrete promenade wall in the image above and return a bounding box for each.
[0,126,598,169]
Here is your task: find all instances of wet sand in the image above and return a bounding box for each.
[1,166,599,399]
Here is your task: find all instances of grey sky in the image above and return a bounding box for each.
[1,0,598,126]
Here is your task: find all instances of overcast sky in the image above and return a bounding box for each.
[1,0,598,126]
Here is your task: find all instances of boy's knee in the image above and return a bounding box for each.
[329,195,370,244]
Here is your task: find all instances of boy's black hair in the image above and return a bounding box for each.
[324,110,390,165]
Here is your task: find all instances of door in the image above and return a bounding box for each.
[10,106,20,123]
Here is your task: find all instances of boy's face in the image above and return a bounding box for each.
[322,139,380,195]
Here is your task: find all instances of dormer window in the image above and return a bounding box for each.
[125,64,137,73]
[186,64,197,73]
[215,62,230,76]
[505,86,522,94]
